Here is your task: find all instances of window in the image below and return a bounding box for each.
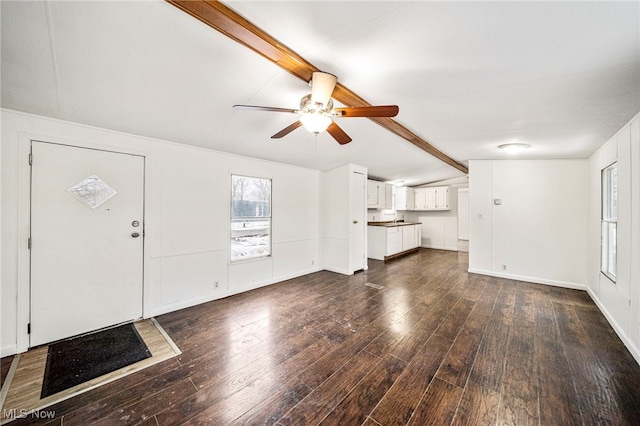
[601,163,617,281]
[230,175,271,262]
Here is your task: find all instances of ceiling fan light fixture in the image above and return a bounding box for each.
[499,143,530,155]
[300,113,332,134]
[310,71,338,108]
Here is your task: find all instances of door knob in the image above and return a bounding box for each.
[131,232,140,238]
[353,220,358,224]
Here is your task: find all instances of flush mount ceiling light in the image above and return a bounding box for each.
[499,143,530,155]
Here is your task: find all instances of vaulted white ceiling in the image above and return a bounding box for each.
[2,1,638,185]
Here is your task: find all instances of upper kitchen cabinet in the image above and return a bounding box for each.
[414,186,450,211]
[395,186,415,211]
[367,179,392,210]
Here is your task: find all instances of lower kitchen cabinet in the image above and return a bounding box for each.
[367,224,420,260]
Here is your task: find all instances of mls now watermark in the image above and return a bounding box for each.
[3,408,56,420]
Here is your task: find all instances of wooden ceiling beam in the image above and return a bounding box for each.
[166,0,468,174]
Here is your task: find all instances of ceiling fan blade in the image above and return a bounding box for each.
[234,105,299,114]
[326,121,352,145]
[271,121,303,139]
[311,72,337,107]
[333,105,399,118]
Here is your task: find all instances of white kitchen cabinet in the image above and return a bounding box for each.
[413,186,450,211]
[414,188,426,210]
[402,225,415,251]
[434,187,450,210]
[367,180,380,207]
[367,224,420,260]
[384,184,393,210]
[367,179,392,209]
[387,227,403,255]
[395,187,415,210]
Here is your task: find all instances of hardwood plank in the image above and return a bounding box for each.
[4,250,640,425]
[297,324,383,389]
[364,273,461,358]
[435,283,501,388]
[388,292,462,363]
[1,356,14,388]
[559,302,640,424]
[467,322,510,392]
[229,378,311,426]
[512,283,536,327]
[497,325,539,425]
[452,380,500,426]
[491,281,516,326]
[535,330,583,425]
[185,376,308,425]
[370,335,451,426]
[408,377,464,426]
[318,354,407,425]
[433,298,476,341]
[360,418,382,426]
[78,378,197,425]
[276,350,381,425]
[155,333,332,425]
[189,331,317,389]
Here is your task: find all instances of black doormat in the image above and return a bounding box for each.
[40,323,151,398]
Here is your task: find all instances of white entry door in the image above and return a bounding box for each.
[30,141,144,347]
[350,171,366,272]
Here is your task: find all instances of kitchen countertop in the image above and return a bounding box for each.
[367,221,421,227]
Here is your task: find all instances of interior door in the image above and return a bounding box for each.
[350,171,366,272]
[30,141,144,347]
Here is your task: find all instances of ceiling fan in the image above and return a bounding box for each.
[233,72,399,145]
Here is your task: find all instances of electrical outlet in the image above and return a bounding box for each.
[502,264,507,271]
[214,281,219,288]
[311,260,315,265]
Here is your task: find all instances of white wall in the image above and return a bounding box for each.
[469,159,589,289]
[1,109,323,356]
[458,188,470,240]
[587,113,640,364]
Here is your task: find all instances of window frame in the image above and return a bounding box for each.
[601,162,617,282]
[230,174,272,263]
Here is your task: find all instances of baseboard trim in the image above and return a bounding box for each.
[420,244,458,252]
[467,268,587,291]
[322,266,352,275]
[586,287,640,366]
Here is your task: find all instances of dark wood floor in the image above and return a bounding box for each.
[4,249,640,425]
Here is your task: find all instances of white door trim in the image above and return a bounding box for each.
[16,132,153,353]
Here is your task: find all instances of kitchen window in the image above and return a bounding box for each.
[601,163,617,282]
[230,174,271,262]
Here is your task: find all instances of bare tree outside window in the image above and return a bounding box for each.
[230,175,271,262]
